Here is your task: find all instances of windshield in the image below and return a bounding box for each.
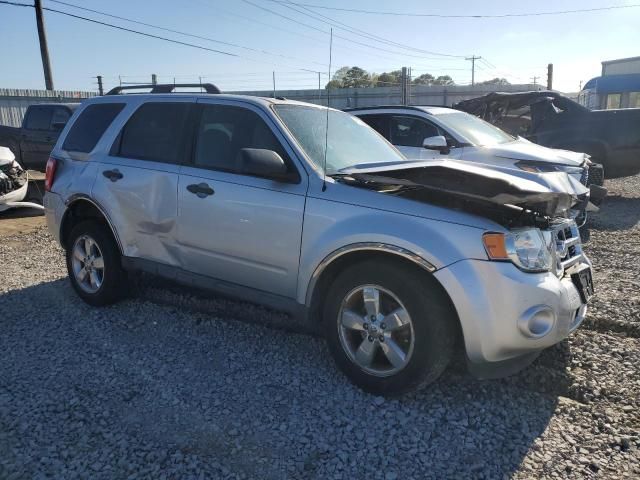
[435,111,514,146]
[273,105,406,173]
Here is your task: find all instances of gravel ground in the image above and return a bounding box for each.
[1,175,639,479]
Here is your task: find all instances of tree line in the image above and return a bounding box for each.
[325,66,511,89]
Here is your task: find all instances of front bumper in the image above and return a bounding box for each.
[434,258,589,365]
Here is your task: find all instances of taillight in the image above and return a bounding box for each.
[45,156,58,192]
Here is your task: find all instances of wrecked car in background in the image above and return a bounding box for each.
[349,105,605,224]
[454,91,640,178]
[45,89,593,394]
[0,146,43,213]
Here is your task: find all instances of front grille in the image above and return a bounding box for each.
[580,167,589,186]
[587,163,604,186]
[550,220,583,276]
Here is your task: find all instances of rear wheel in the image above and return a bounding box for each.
[66,220,127,306]
[324,259,456,395]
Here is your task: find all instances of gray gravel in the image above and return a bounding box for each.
[1,175,639,479]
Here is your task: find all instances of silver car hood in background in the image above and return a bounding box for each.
[486,138,586,166]
[338,159,589,218]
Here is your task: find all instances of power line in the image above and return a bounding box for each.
[48,0,327,69]
[1,0,334,76]
[191,0,449,67]
[39,6,239,57]
[266,0,466,58]
[277,1,640,18]
[241,0,461,61]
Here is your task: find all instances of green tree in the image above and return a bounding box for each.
[325,66,350,89]
[477,77,511,86]
[412,73,435,85]
[433,75,455,86]
[342,66,372,88]
[376,70,402,87]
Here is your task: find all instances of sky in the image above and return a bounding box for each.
[1,0,639,94]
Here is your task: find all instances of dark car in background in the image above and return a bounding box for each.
[454,91,640,178]
[0,103,78,171]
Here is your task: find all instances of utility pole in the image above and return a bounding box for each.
[272,71,276,98]
[466,55,481,86]
[547,63,553,90]
[531,76,540,88]
[318,72,321,104]
[96,75,104,95]
[35,0,54,90]
[407,67,412,105]
[401,67,408,105]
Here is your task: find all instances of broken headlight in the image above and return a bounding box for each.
[483,228,553,272]
[515,160,584,176]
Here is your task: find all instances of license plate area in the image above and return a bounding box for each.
[571,266,594,303]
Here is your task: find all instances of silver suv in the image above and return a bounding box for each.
[44,85,593,394]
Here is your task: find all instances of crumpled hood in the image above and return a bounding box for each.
[338,159,589,218]
[486,138,586,166]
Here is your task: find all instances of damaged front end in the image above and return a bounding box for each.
[335,159,590,229]
[0,146,42,213]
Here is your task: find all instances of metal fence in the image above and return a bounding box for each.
[230,83,543,109]
[0,83,543,127]
[0,88,96,127]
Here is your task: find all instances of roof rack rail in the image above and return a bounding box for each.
[105,83,221,95]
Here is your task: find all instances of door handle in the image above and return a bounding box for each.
[187,183,215,198]
[102,169,123,182]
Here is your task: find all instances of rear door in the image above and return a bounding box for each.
[176,100,307,298]
[91,98,193,267]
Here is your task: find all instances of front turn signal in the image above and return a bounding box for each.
[482,232,508,260]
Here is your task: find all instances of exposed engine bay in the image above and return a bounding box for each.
[0,146,42,213]
[0,157,27,197]
[335,159,590,228]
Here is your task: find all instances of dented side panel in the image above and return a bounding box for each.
[91,156,181,266]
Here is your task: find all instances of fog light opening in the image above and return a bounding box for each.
[519,306,556,338]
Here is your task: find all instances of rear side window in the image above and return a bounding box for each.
[24,106,53,130]
[390,116,439,147]
[115,102,190,164]
[358,114,390,139]
[62,103,125,153]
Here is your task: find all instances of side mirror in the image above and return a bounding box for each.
[237,148,297,182]
[51,121,66,132]
[422,135,449,154]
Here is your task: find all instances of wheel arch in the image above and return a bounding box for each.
[60,196,122,252]
[305,244,463,343]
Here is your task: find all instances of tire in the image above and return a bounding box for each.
[65,220,127,306]
[323,259,456,395]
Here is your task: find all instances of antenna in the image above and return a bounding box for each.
[322,28,333,192]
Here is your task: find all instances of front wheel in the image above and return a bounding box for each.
[66,220,127,306]
[324,259,457,395]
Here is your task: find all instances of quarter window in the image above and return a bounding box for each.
[358,115,390,140]
[62,103,125,153]
[389,116,439,147]
[194,104,292,174]
[117,102,190,163]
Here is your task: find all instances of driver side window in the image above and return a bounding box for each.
[389,116,439,147]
